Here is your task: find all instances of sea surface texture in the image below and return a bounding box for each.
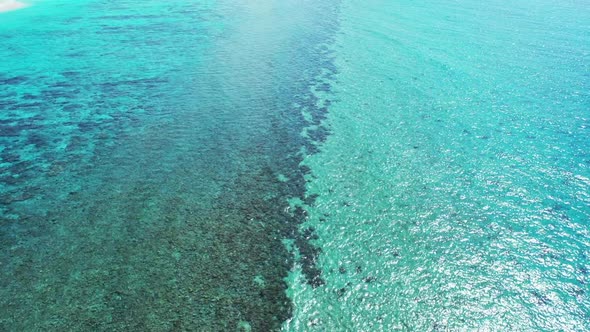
[1,0,338,330]
[1,0,589,331]
[287,0,590,331]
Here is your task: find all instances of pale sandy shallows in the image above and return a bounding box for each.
[0,0,27,13]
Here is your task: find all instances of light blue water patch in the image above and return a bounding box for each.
[286,0,590,330]
[1,0,340,330]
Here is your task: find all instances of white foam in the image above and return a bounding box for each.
[0,0,28,13]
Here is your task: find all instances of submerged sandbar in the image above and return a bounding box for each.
[0,0,27,13]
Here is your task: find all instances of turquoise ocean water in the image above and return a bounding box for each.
[1,0,589,331]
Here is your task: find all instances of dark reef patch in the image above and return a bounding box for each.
[308,126,330,143]
[0,1,342,330]
[279,27,340,290]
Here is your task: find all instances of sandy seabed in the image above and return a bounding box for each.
[0,0,27,13]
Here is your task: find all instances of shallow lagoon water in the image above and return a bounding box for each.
[1,0,589,331]
[1,0,338,330]
[287,0,590,330]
